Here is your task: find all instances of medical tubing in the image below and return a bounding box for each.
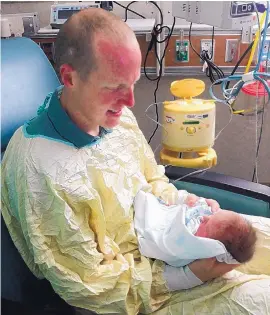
[210,71,270,105]
[225,21,270,91]
[219,3,270,105]
[256,1,270,71]
[252,44,270,182]
[245,10,266,73]
[210,2,270,106]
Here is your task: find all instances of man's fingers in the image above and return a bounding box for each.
[205,199,220,212]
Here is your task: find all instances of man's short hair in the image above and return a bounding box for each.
[54,8,134,80]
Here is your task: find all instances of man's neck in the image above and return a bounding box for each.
[60,88,100,137]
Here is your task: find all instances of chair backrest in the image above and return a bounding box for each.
[1,37,60,305]
[1,37,60,152]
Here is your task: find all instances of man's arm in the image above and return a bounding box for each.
[1,170,169,314]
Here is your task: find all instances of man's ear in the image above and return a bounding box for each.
[59,64,75,88]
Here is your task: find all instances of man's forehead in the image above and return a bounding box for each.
[96,38,140,63]
[95,38,141,82]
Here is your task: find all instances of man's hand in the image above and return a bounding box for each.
[188,258,240,282]
[185,194,220,213]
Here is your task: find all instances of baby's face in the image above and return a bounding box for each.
[196,210,240,238]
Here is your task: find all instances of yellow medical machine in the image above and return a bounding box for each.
[160,79,217,168]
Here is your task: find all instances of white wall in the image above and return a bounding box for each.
[1,1,263,30]
[1,1,176,27]
[1,1,53,27]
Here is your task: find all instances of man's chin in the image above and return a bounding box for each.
[104,117,121,129]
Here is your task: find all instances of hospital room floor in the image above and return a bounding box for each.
[132,75,270,184]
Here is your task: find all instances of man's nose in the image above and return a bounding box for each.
[124,87,135,108]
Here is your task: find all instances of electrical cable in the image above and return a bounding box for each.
[206,3,269,183]
[210,2,270,114]
[251,43,270,182]
[123,1,138,22]
[123,1,164,24]
[189,23,225,83]
[226,4,263,116]
[249,2,270,181]
[255,6,269,72]
[118,1,176,144]
[210,71,270,115]
[113,1,146,19]
[125,2,175,143]
[225,22,270,92]
[113,1,155,81]
[252,3,262,183]
[245,10,266,74]
[188,23,201,59]
[148,17,176,144]
[255,82,259,183]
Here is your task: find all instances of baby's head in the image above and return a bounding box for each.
[196,210,257,263]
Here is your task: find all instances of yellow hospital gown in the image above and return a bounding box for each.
[2,104,270,315]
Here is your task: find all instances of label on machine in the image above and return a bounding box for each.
[185,114,208,119]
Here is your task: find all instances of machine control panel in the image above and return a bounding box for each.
[50,2,113,28]
[186,126,196,134]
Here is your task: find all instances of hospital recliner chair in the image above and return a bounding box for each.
[1,37,76,315]
[1,37,270,315]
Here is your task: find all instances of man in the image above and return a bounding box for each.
[2,8,270,315]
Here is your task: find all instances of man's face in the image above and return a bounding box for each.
[74,37,142,131]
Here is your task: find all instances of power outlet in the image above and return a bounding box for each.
[225,39,239,63]
[176,40,189,62]
[200,39,215,62]
[241,26,253,44]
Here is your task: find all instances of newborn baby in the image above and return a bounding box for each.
[134,191,257,267]
[185,198,257,263]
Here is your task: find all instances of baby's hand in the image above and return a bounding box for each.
[185,194,220,213]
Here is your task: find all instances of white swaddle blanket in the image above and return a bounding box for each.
[134,190,239,267]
